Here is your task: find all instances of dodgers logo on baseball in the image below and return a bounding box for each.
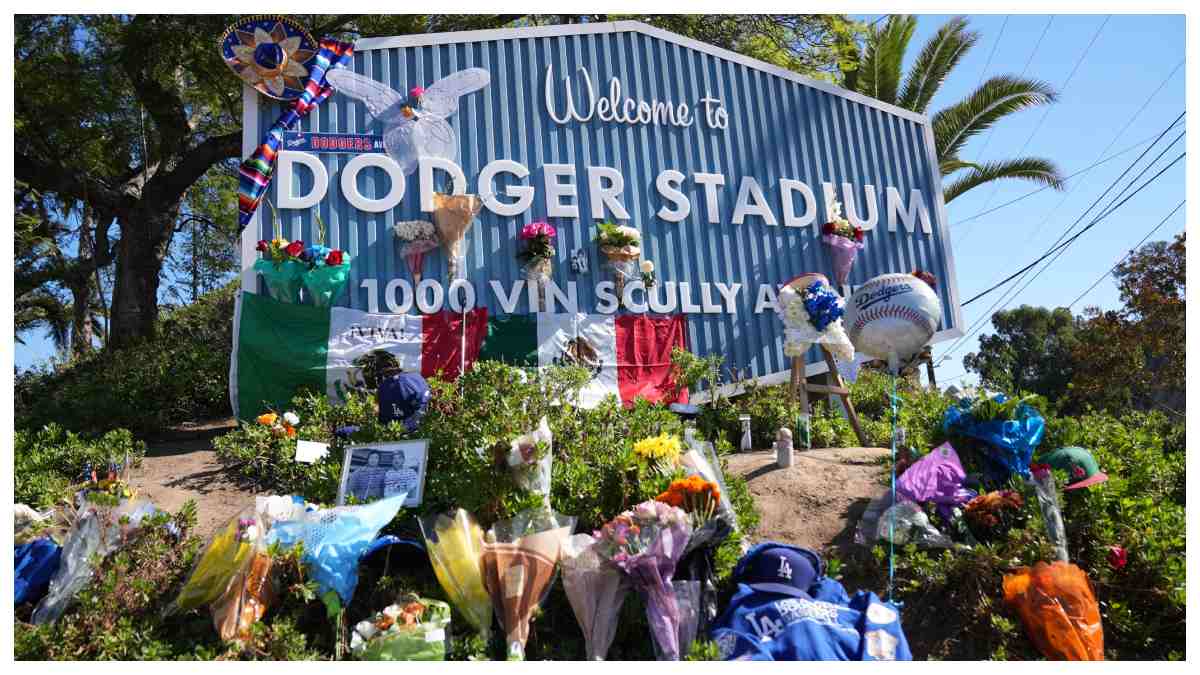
[844,273,942,364]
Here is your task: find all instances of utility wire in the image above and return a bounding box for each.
[974,15,1010,90]
[938,124,1186,366]
[951,129,1178,227]
[969,16,1052,166]
[1067,200,1185,309]
[958,15,1111,243]
[962,140,1185,307]
[935,150,1185,366]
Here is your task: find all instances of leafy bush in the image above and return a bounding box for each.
[15,424,146,509]
[15,283,236,435]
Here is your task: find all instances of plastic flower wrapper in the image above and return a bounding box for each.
[1003,561,1104,660]
[651,579,701,661]
[266,493,406,604]
[252,257,307,303]
[777,276,854,363]
[301,249,352,307]
[32,495,159,624]
[679,440,736,527]
[820,200,865,286]
[895,442,977,522]
[173,507,263,612]
[431,192,483,279]
[481,508,576,660]
[507,416,553,502]
[1029,464,1069,562]
[350,596,451,660]
[855,492,954,549]
[633,433,683,476]
[942,394,1046,479]
[560,533,629,660]
[656,475,732,555]
[211,540,276,641]
[394,219,440,285]
[594,500,692,660]
[419,509,492,640]
[595,222,642,298]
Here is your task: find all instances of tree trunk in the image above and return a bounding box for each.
[109,205,178,347]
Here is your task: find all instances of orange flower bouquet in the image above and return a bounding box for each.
[656,476,721,527]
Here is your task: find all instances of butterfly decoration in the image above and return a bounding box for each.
[325,67,491,175]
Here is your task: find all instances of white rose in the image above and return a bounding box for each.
[617,225,641,241]
[283,412,300,426]
[640,260,654,274]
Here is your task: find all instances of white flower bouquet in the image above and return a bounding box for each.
[394,219,440,284]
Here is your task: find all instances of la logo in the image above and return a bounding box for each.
[777,556,792,581]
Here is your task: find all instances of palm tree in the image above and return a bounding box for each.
[843,15,1065,203]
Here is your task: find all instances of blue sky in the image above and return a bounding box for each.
[14,14,1188,385]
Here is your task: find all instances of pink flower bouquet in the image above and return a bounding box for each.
[593,500,692,660]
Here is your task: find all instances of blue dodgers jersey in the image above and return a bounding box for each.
[710,583,912,661]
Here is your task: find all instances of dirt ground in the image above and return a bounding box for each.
[127,435,260,538]
[726,447,890,555]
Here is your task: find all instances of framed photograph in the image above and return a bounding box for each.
[336,440,429,507]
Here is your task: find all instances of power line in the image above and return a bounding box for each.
[974,16,1010,90]
[969,16,1052,166]
[950,129,1177,227]
[958,15,1111,243]
[961,151,1184,307]
[1067,200,1185,309]
[937,122,1186,366]
[958,112,1184,308]
[936,150,1184,366]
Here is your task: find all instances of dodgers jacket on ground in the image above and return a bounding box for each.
[709,541,911,661]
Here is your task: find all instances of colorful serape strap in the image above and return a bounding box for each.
[238,38,355,232]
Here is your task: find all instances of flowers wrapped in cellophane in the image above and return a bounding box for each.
[481,509,576,660]
[506,417,553,503]
[419,509,493,641]
[560,533,629,660]
[820,200,865,286]
[350,596,451,660]
[431,192,483,279]
[394,219,440,285]
[32,485,159,625]
[595,222,642,300]
[777,274,854,363]
[593,500,692,660]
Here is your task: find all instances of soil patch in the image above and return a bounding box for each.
[127,439,259,538]
[726,447,890,557]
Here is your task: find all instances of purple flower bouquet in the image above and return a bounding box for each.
[593,500,692,660]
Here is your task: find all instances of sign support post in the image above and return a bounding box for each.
[789,349,867,447]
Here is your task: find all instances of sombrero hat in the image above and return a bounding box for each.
[220,15,317,101]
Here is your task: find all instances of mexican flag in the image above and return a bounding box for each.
[230,292,688,419]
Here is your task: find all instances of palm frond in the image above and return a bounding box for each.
[940,157,982,176]
[847,15,916,104]
[16,290,73,352]
[898,16,978,113]
[933,75,1057,160]
[942,157,1065,203]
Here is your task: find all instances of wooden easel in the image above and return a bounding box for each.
[789,346,868,447]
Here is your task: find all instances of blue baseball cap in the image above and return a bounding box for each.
[378,372,432,432]
[734,542,824,598]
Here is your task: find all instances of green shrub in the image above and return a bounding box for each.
[15,283,236,435]
[15,424,146,509]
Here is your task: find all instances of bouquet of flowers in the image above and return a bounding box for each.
[297,212,352,307]
[964,489,1027,542]
[256,410,300,438]
[431,192,483,279]
[350,596,451,660]
[777,274,855,363]
[506,417,553,503]
[820,200,865,286]
[656,476,720,529]
[517,221,557,279]
[419,510,492,641]
[633,433,683,476]
[394,219,440,285]
[481,509,576,660]
[595,222,642,300]
[561,534,629,660]
[640,259,657,289]
[593,500,692,660]
[253,205,308,303]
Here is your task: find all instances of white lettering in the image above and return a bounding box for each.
[479,159,535,216]
[780,179,817,229]
[446,279,476,312]
[714,282,742,313]
[677,281,703,313]
[545,280,578,313]
[419,157,467,212]
[732,176,778,226]
[491,279,525,314]
[415,279,444,313]
[276,151,329,209]
[543,164,578,218]
[648,280,679,313]
[655,170,690,222]
[842,182,879,231]
[342,153,405,213]
[595,281,619,314]
[384,279,414,314]
[886,187,933,234]
[622,280,649,313]
[694,173,726,224]
[586,166,631,220]
[754,283,780,314]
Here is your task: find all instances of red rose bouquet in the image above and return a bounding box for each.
[820,200,865,286]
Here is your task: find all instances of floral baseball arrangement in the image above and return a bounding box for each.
[595,222,642,301]
[394,219,439,285]
[777,276,855,362]
[820,199,865,286]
